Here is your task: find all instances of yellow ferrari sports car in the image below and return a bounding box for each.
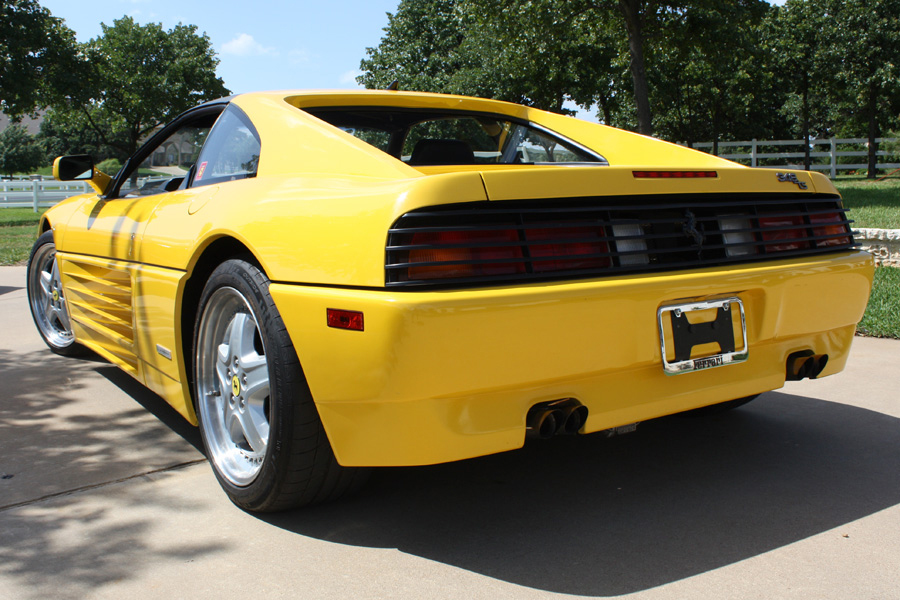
[28,90,873,512]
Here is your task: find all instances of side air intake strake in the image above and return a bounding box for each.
[385,194,857,288]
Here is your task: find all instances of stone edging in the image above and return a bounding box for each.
[855,228,900,267]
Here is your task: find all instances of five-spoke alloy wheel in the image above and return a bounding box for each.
[26,231,82,355]
[193,259,366,511]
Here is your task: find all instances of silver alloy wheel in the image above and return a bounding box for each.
[28,241,75,348]
[196,286,271,486]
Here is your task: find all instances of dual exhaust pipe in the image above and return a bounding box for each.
[786,350,829,381]
[527,399,588,439]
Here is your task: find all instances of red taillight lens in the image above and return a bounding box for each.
[525,226,610,272]
[758,214,811,252]
[809,212,852,247]
[407,228,524,280]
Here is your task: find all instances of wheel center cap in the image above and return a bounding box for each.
[231,375,241,397]
[52,289,59,302]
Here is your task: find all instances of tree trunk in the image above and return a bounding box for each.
[617,0,653,136]
[802,75,810,171]
[867,81,878,179]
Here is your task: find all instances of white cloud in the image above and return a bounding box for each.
[289,49,311,65]
[221,33,278,57]
[339,69,363,86]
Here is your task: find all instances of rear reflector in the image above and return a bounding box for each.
[633,171,718,179]
[327,309,364,331]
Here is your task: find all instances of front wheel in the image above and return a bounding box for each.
[193,259,367,512]
[26,231,84,356]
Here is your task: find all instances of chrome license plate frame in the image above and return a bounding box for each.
[658,296,748,375]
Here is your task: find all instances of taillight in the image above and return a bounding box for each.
[407,228,524,280]
[758,214,811,252]
[525,226,610,272]
[810,212,852,247]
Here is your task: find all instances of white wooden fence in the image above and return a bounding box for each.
[0,176,168,211]
[0,179,92,211]
[688,137,900,177]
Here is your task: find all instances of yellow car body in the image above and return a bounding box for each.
[33,90,872,497]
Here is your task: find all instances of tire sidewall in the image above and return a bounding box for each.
[26,230,80,355]
[193,258,299,510]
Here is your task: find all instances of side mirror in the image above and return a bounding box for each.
[53,155,112,195]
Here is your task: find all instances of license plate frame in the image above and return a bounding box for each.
[657,297,748,375]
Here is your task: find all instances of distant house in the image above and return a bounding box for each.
[0,111,45,135]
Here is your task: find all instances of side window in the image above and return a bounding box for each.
[118,119,215,197]
[192,106,261,188]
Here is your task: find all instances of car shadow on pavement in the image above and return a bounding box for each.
[0,348,216,597]
[262,393,900,596]
[95,365,203,453]
[0,285,22,296]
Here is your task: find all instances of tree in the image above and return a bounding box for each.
[826,0,900,178]
[651,0,781,150]
[765,0,833,170]
[0,124,44,174]
[50,16,229,160]
[0,0,81,118]
[358,0,469,93]
[359,0,629,122]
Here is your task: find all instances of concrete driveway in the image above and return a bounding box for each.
[1,265,898,599]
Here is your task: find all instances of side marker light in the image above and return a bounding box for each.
[327,309,364,331]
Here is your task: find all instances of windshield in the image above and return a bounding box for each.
[305,108,606,166]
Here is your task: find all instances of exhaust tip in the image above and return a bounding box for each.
[786,351,829,381]
[527,400,587,438]
[561,405,589,435]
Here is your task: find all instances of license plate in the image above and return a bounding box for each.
[657,297,748,375]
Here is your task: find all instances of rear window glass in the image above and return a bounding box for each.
[307,108,606,166]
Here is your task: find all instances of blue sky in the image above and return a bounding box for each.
[41,0,787,101]
[41,0,401,94]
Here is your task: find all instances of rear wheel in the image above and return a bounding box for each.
[193,258,367,512]
[26,231,84,356]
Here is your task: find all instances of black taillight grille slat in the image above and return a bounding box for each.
[385,193,858,287]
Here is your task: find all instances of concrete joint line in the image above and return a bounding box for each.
[0,458,208,513]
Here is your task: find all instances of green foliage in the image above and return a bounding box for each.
[0,124,44,174]
[47,16,229,161]
[651,1,780,147]
[857,267,900,339]
[96,158,123,176]
[359,0,900,147]
[0,0,81,117]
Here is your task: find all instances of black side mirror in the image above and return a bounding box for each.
[54,155,94,181]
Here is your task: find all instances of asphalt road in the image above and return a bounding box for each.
[1,264,898,599]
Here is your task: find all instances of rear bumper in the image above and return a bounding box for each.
[270,251,873,467]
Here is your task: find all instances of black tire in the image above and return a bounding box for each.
[192,258,368,512]
[679,394,760,418]
[26,231,86,356]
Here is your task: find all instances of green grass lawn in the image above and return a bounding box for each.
[833,177,900,228]
[0,209,42,266]
[858,266,900,338]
